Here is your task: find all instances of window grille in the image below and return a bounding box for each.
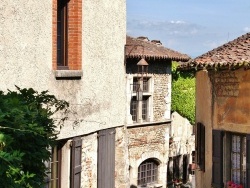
[133,78,149,92]
[137,159,158,186]
[131,98,137,122]
[130,97,148,122]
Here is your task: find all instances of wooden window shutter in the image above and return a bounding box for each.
[71,137,82,188]
[195,123,200,165]
[97,128,115,188]
[211,130,223,188]
[196,122,205,171]
[246,135,250,187]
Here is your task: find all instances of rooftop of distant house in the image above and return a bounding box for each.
[179,32,250,70]
[125,35,190,62]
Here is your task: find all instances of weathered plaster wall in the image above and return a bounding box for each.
[212,69,250,132]
[127,124,170,187]
[0,0,126,139]
[196,69,250,188]
[195,70,213,188]
[81,133,98,188]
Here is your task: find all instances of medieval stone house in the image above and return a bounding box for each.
[125,36,195,187]
[179,32,250,188]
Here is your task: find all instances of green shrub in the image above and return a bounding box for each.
[0,87,68,187]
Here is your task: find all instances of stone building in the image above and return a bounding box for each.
[0,1,127,187]
[125,36,194,188]
[179,32,250,188]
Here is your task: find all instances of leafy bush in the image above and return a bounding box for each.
[172,62,195,125]
[0,87,68,187]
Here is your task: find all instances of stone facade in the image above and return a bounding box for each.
[126,60,172,123]
[115,127,130,188]
[128,124,170,187]
[170,112,195,158]
[81,133,98,188]
[125,56,195,187]
[126,58,171,188]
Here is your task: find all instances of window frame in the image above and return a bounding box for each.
[57,0,68,68]
[130,76,152,123]
[131,96,149,122]
[45,138,82,188]
[196,122,205,171]
[137,159,159,186]
[53,0,82,71]
[212,131,250,188]
[230,134,246,186]
[45,144,63,188]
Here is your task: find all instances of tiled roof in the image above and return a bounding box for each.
[179,32,250,70]
[125,36,190,62]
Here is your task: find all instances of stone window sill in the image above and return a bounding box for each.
[55,70,83,80]
[127,120,171,128]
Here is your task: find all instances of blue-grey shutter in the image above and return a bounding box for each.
[71,137,82,188]
[98,128,115,188]
[211,130,223,188]
[246,135,250,187]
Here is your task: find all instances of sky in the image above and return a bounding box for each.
[127,0,250,57]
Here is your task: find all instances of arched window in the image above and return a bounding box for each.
[137,159,159,186]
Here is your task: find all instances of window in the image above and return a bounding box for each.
[138,159,159,186]
[45,145,62,188]
[196,122,205,171]
[57,0,68,67]
[53,0,82,70]
[231,135,246,186]
[45,138,82,188]
[133,77,150,92]
[212,131,250,188]
[167,156,181,183]
[130,77,152,123]
[131,96,149,122]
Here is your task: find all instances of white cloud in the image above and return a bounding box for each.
[243,27,250,32]
[127,19,204,37]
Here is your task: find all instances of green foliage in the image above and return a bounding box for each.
[172,62,195,125]
[0,86,68,187]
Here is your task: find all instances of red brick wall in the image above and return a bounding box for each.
[52,0,82,70]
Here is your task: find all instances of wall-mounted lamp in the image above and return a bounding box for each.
[136,58,148,101]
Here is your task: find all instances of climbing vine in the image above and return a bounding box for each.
[171,62,195,125]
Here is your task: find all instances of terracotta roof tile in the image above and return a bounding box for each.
[125,35,190,62]
[179,32,250,70]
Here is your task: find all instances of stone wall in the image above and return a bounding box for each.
[127,124,170,187]
[169,112,195,157]
[126,60,172,123]
[115,127,130,188]
[81,133,98,188]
